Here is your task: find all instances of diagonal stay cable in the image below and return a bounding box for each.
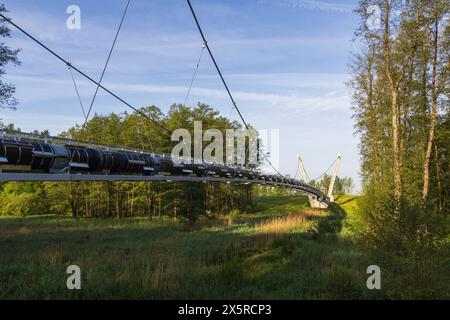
[65,0,143,167]
[293,163,299,179]
[0,12,171,135]
[181,43,208,123]
[83,0,131,126]
[227,104,235,120]
[186,0,247,129]
[186,0,285,177]
[76,0,157,152]
[304,166,311,182]
[183,43,205,108]
[310,158,337,182]
[66,64,88,170]
[137,109,155,153]
[68,66,87,120]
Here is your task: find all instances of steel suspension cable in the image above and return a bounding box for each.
[0,12,171,135]
[137,111,155,153]
[186,0,246,129]
[181,43,207,123]
[227,104,235,120]
[304,166,311,182]
[293,163,299,179]
[184,43,205,109]
[68,66,87,120]
[186,0,285,177]
[84,0,154,154]
[310,158,337,182]
[83,0,131,126]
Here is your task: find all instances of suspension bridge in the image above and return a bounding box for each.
[0,0,340,208]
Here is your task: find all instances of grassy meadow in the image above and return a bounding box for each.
[0,194,446,299]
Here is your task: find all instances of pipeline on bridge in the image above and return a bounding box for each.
[0,130,329,204]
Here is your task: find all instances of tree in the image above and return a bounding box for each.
[421,1,449,200]
[314,174,354,195]
[57,103,256,220]
[350,0,449,251]
[0,182,49,216]
[0,4,21,110]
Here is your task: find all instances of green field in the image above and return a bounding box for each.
[0,195,444,299]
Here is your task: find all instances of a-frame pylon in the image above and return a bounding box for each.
[296,153,341,208]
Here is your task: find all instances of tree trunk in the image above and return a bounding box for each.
[383,0,402,209]
[158,197,161,219]
[422,19,439,201]
[106,181,111,217]
[116,184,121,219]
[65,182,78,218]
[434,144,442,210]
[391,89,402,205]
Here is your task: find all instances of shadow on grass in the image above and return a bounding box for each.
[252,195,310,213]
[335,196,358,206]
[312,201,347,239]
[0,200,383,300]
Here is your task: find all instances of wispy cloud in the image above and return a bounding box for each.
[258,0,355,13]
[0,112,82,134]
[8,73,350,112]
[89,79,350,112]
[197,72,352,90]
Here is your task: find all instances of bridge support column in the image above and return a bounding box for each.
[308,195,328,209]
[326,153,341,203]
[296,153,341,209]
[297,154,328,208]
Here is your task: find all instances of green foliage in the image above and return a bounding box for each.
[218,258,245,288]
[322,266,366,300]
[43,182,71,215]
[227,209,241,225]
[0,4,21,110]
[1,104,255,221]
[229,209,240,220]
[0,182,49,216]
[311,174,354,195]
[0,195,386,299]
[0,194,446,299]
[350,0,449,256]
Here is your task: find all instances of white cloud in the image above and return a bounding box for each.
[7,72,351,113]
[108,81,351,112]
[1,111,82,135]
[198,72,351,89]
[258,0,355,13]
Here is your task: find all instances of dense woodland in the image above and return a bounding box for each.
[0,104,262,221]
[350,0,449,253]
[0,102,354,220]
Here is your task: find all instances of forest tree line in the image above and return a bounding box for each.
[0,104,260,221]
[0,102,354,220]
[350,0,449,252]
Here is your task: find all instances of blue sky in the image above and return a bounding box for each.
[0,0,362,190]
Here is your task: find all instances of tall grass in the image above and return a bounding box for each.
[2,195,443,299]
[256,213,308,234]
